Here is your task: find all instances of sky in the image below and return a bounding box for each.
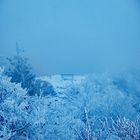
[0,0,140,75]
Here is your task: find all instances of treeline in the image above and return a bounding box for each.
[0,48,140,139]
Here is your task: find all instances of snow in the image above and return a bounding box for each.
[39,74,86,93]
[1,68,140,139]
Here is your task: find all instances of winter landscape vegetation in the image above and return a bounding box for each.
[1,0,140,139]
[0,48,140,140]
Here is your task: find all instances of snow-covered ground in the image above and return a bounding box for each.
[39,74,86,93]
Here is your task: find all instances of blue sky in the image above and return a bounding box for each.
[0,0,140,75]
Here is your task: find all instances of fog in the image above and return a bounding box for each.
[0,0,140,75]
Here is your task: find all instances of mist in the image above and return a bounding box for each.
[0,0,140,75]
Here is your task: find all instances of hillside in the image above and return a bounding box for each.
[0,69,140,139]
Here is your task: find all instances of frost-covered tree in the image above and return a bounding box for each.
[4,45,56,97]
[80,74,138,119]
[0,67,32,139]
[0,67,49,139]
[60,73,140,139]
[4,45,35,95]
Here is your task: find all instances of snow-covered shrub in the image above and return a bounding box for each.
[0,67,51,139]
[0,67,32,139]
[30,79,56,97]
[110,117,140,140]
[113,70,140,114]
[78,74,138,119]
[59,73,140,139]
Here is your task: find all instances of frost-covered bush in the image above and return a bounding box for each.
[29,79,56,97]
[78,74,138,119]
[0,67,32,139]
[113,70,140,114]
[58,73,140,139]
[110,117,140,140]
[0,67,50,139]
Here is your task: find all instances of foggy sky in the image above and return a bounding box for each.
[0,0,140,75]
